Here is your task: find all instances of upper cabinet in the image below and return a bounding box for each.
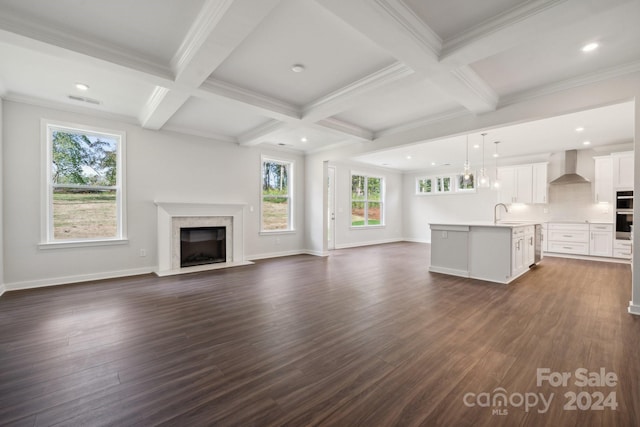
[532,163,548,204]
[497,163,548,204]
[593,156,613,203]
[612,151,634,189]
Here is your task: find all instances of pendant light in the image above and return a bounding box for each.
[492,141,501,189]
[478,133,491,188]
[462,135,471,180]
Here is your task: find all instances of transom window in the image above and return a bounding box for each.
[261,157,293,232]
[351,173,384,227]
[43,121,125,243]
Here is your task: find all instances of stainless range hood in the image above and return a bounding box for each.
[549,150,590,185]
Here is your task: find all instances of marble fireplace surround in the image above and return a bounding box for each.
[155,202,253,276]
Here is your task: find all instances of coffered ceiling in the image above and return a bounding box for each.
[0,0,638,158]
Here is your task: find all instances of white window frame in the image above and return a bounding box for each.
[416,172,476,195]
[260,156,294,233]
[40,119,127,249]
[350,172,385,228]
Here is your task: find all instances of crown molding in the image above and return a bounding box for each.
[199,78,300,121]
[449,66,498,111]
[0,15,172,82]
[441,0,568,63]
[170,0,235,79]
[3,92,139,125]
[373,0,442,57]
[138,86,170,126]
[316,118,374,142]
[302,61,414,122]
[374,107,470,139]
[499,60,640,108]
[238,120,287,146]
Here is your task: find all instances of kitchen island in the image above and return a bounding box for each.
[429,222,542,284]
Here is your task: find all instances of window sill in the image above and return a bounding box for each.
[39,238,129,250]
[259,230,296,236]
[350,225,386,230]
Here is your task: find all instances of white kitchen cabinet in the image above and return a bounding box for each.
[613,239,632,260]
[532,163,548,204]
[612,152,634,189]
[497,165,533,204]
[589,223,613,257]
[511,226,535,277]
[525,228,535,266]
[593,156,613,203]
[546,223,589,255]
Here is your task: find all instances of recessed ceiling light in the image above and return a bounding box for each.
[473,144,480,149]
[300,137,308,143]
[582,42,599,52]
[583,140,591,145]
[575,127,584,132]
[492,153,500,158]
[75,83,89,91]
[291,64,306,73]
[406,155,412,160]
[431,162,436,166]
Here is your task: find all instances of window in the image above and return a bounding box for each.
[351,174,384,227]
[417,177,433,194]
[261,158,293,232]
[43,121,125,244]
[416,172,476,195]
[456,172,476,192]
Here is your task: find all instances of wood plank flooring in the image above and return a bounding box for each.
[0,242,638,426]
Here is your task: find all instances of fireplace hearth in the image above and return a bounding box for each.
[180,227,226,268]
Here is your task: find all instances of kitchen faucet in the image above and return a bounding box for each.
[494,203,509,224]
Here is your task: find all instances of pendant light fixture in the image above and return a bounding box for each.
[462,135,471,180]
[492,141,501,189]
[478,133,491,188]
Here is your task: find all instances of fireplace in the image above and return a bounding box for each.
[180,227,226,268]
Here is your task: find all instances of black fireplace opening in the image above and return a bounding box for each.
[180,226,226,268]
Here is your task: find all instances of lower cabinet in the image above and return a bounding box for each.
[589,223,613,257]
[613,239,632,260]
[512,226,535,277]
[546,223,589,255]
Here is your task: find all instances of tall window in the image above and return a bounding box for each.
[44,121,125,243]
[351,174,384,227]
[261,158,293,232]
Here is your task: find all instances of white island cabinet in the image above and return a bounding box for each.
[429,222,541,284]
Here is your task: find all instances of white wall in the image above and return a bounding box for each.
[2,101,306,290]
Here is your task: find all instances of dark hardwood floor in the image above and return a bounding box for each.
[0,242,638,426]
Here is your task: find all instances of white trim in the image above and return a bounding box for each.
[542,252,631,264]
[403,237,429,244]
[449,66,498,111]
[261,156,294,233]
[315,117,374,142]
[155,260,254,277]
[628,302,640,316]
[0,284,6,298]
[239,120,287,146]
[41,119,127,244]
[334,238,403,250]
[304,249,330,257]
[39,239,129,250]
[247,250,308,261]
[5,267,154,292]
[428,265,469,278]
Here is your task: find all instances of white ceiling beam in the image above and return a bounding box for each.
[237,120,289,146]
[140,0,283,130]
[440,0,633,67]
[139,86,191,130]
[302,62,414,122]
[315,0,497,115]
[315,118,374,142]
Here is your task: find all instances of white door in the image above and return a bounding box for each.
[327,166,336,250]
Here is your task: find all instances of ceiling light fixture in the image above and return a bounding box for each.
[301,137,308,143]
[291,64,306,73]
[575,127,584,132]
[406,155,412,160]
[478,133,491,188]
[582,42,599,52]
[75,83,89,91]
[583,140,591,145]
[473,144,480,149]
[492,141,501,189]
[461,135,471,181]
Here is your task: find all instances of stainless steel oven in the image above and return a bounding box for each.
[616,190,633,240]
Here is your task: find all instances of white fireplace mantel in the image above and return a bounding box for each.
[155,202,253,276]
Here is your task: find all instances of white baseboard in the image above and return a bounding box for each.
[303,249,330,257]
[334,238,403,250]
[0,283,6,297]
[543,252,630,264]
[5,267,155,292]
[428,265,469,278]
[247,250,309,261]
[629,302,640,316]
[403,237,429,244]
